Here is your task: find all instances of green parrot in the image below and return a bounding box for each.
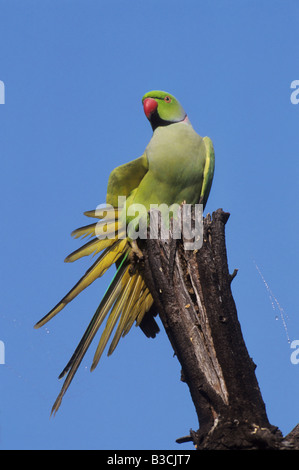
[35,90,215,414]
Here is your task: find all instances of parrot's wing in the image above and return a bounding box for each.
[199,137,215,208]
[36,152,158,415]
[106,153,149,207]
[35,154,149,328]
[105,152,160,340]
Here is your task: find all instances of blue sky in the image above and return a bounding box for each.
[0,0,298,450]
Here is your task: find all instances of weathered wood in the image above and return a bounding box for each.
[137,208,299,450]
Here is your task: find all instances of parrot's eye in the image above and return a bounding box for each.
[164,96,171,103]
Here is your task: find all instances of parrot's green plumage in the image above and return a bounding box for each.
[35,90,215,414]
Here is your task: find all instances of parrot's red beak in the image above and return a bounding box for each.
[143,98,158,119]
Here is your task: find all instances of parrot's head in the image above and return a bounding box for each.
[142,90,187,131]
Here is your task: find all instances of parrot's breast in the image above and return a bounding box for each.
[144,122,206,204]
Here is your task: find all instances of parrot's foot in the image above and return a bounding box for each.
[131,240,144,260]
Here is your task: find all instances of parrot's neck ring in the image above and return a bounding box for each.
[149,111,188,131]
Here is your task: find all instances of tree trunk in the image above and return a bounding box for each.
[137,208,299,450]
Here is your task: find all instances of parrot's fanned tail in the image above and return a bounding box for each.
[35,207,157,414]
[51,261,156,415]
[51,254,130,415]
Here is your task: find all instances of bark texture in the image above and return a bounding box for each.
[137,208,299,450]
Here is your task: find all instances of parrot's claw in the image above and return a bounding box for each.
[131,240,144,260]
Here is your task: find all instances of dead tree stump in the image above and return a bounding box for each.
[137,208,298,450]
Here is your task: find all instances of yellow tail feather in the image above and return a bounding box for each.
[122,278,148,337]
[91,267,133,370]
[50,257,129,415]
[71,220,120,240]
[35,239,129,329]
[64,228,126,263]
[107,272,139,356]
[136,290,154,327]
[84,207,119,220]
